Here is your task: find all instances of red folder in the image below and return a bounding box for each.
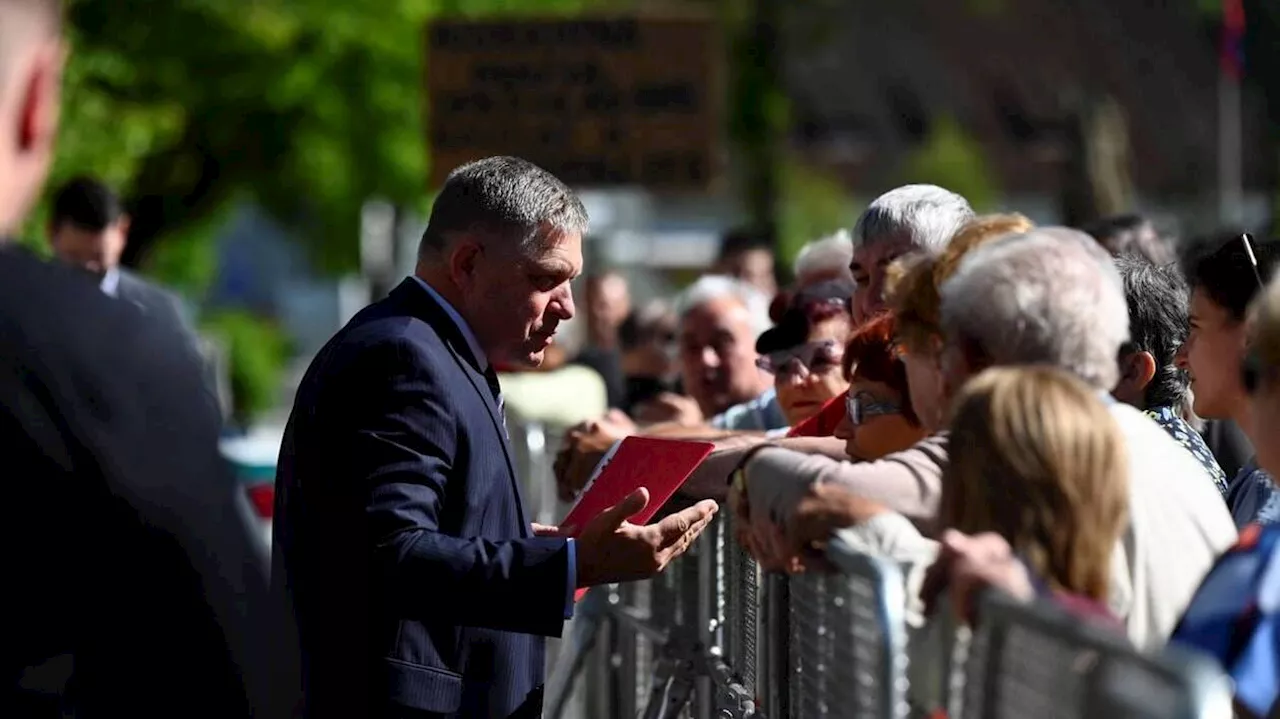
[561,436,715,601]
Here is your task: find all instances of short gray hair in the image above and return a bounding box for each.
[674,275,772,338]
[793,230,854,284]
[940,227,1130,390]
[853,184,974,253]
[418,156,589,258]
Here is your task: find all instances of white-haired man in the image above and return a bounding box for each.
[850,184,974,320]
[792,230,854,288]
[741,228,1236,648]
[554,275,782,498]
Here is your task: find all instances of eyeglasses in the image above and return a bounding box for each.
[756,339,843,377]
[845,390,901,425]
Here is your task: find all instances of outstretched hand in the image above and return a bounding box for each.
[574,487,719,587]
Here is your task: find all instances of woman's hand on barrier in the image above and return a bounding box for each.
[782,482,888,571]
[920,530,1034,625]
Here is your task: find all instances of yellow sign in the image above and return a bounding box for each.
[426,16,719,189]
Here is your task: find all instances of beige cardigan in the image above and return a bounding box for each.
[742,404,1237,650]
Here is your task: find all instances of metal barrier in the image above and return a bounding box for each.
[515,420,1233,719]
[953,591,1234,719]
[788,539,910,719]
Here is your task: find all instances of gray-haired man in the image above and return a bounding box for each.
[849,184,974,321]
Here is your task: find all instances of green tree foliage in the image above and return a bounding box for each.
[202,310,291,429]
[20,0,600,284]
[897,114,1000,212]
[777,158,857,268]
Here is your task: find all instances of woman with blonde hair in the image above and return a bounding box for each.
[940,366,1129,601]
[831,365,1130,603]
[900,366,1130,714]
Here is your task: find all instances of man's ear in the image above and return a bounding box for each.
[118,215,132,244]
[447,238,483,291]
[1114,350,1157,406]
[1126,350,1158,387]
[17,41,65,154]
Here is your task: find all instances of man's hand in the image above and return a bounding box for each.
[920,530,1034,626]
[553,412,635,501]
[575,487,719,587]
[633,392,704,427]
[531,523,566,537]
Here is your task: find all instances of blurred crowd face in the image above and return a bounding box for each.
[0,5,64,237]
[721,248,777,298]
[50,218,128,279]
[835,374,925,461]
[679,295,770,416]
[1179,288,1249,420]
[850,233,915,321]
[586,273,630,345]
[455,228,581,367]
[768,316,851,425]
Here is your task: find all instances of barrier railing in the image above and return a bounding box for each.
[514,422,1230,719]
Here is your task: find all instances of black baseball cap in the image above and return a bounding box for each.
[755,279,853,355]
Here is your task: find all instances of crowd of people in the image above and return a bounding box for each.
[554,189,1280,717]
[2,0,1279,717]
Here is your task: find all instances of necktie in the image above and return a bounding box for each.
[483,366,507,435]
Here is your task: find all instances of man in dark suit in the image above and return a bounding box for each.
[274,156,719,719]
[48,177,200,345]
[0,1,294,716]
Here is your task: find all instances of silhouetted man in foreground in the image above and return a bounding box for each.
[0,1,293,716]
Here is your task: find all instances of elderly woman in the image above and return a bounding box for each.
[833,313,928,461]
[752,279,856,428]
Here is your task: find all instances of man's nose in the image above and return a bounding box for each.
[553,286,575,321]
[701,346,721,369]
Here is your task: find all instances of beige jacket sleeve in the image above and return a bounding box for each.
[745,433,950,531]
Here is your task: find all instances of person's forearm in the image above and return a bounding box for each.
[677,434,772,501]
[745,442,945,529]
[641,422,758,440]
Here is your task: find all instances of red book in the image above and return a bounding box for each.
[561,436,715,601]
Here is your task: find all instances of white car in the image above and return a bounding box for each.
[220,427,284,568]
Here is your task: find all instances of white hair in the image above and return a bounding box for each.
[793,230,855,284]
[853,184,975,253]
[675,274,772,338]
[939,227,1130,390]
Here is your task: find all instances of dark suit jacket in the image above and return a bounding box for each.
[274,278,572,719]
[115,268,193,338]
[0,246,292,718]
[115,268,225,419]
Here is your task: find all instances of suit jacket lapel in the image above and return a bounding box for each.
[387,279,529,529]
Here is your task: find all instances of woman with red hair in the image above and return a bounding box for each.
[835,314,927,460]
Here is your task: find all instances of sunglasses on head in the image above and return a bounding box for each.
[756,339,843,377]
[1242,233,1266,290]
[1239,234,1273,395]
[845,391,901,425]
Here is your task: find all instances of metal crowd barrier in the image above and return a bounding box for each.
[952,591,1234,719]
[789,542,909,719]
[512,419,1233,719]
